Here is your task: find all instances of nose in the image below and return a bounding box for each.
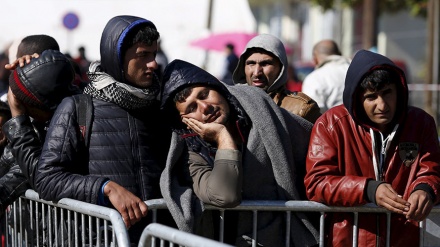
[147,59,158,70]
[376,96,388,111]
[252,64,263,76]
[198,100,213,115]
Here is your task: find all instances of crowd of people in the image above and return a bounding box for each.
[0,14,439,247]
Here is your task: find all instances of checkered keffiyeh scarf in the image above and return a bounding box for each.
[84,61,160,110]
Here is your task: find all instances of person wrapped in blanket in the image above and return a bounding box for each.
[160,59,319,247]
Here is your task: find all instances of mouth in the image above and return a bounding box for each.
[205,109,220,123]
[251,79,267,88]
[374,112,390,118]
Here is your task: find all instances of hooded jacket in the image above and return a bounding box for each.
[35,16,169,242]
[99,15,156,83]
[0,50,79,213]
[304,50,440,247]
[233,34,321,123]
[160,59,319,246]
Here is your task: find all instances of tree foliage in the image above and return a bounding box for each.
[310,0,428,17]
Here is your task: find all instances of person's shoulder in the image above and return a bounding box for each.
[279,91,322,123]
[407,106,435,121]
[283,90,316,104]
[314,105,350,128]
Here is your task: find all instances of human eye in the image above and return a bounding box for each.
[245,60,256,66]
[363,93,376,101]
[185,104,196,114]
[201,89,210,99]
[137,50,153,58]
[382,88,393,96]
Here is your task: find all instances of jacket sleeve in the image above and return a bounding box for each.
[304,119,369,206]
[3,115,43,189]
[407,114,440,204]
[34,97,107,204]
[0,146,30,214]
[188,149,242,208]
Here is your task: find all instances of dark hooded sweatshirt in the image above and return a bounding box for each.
[305,50,440,247]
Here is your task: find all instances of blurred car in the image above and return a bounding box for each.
[293,61,315,82]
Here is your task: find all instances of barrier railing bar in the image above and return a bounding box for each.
[74,211,78,247]
[387,213,391,247]
[219,210,225,243]
[319,212,325,247]
[252,210,257,247]
[138,223,234,247]
[285,211,291,247]
[420,220,425,247]
[145,199,440,247]
[18,190,130,247]
[353,212,358,247]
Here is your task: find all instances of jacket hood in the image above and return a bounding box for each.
[161,59,251,164]
[99,15,156,82]
[232,34,288,93]
[161,59,250,132]
[343,49,408,129]
[161,59,231,114]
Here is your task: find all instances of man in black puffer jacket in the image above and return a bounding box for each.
[0,49,79,212]
[0,35,64,214]
[34,15,171,243]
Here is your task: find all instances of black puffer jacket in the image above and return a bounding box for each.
[35,97,167,203]
[0,142,31,214]
[0,49,78,213]
[35,16,168,203]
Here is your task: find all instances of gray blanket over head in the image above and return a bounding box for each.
[160,84,319,246]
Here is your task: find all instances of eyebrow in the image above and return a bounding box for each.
[363,86,393,97]
[246,58,273,64]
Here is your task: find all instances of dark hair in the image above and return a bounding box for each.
[173,87,193,104]
[121,24,160,59]
[226,43,234,50]
[17,35,60,57]
[360,69,399,92]
[0,101,11,120]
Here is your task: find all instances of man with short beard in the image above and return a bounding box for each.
[233,34,321,123]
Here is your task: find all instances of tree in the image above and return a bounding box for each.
[310,0,428,49]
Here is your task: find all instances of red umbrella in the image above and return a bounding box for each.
[190,32,258,56]
[190,32,293,56]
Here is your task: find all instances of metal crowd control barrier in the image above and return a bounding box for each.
[5,189,130,247]
[145,199,440,247]
[138,223,233,247]
[4,191,440,247]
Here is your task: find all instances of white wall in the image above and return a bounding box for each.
[0,0,255,76]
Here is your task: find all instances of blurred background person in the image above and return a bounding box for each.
[73,46,91,83]
[221,43,239,85]
[155,39,169,81]
[302,39,350,113]
[286,64,303,92]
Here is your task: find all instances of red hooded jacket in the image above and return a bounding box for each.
[305,50,440,247]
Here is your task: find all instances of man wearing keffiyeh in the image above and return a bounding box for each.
[34,15,171,243]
